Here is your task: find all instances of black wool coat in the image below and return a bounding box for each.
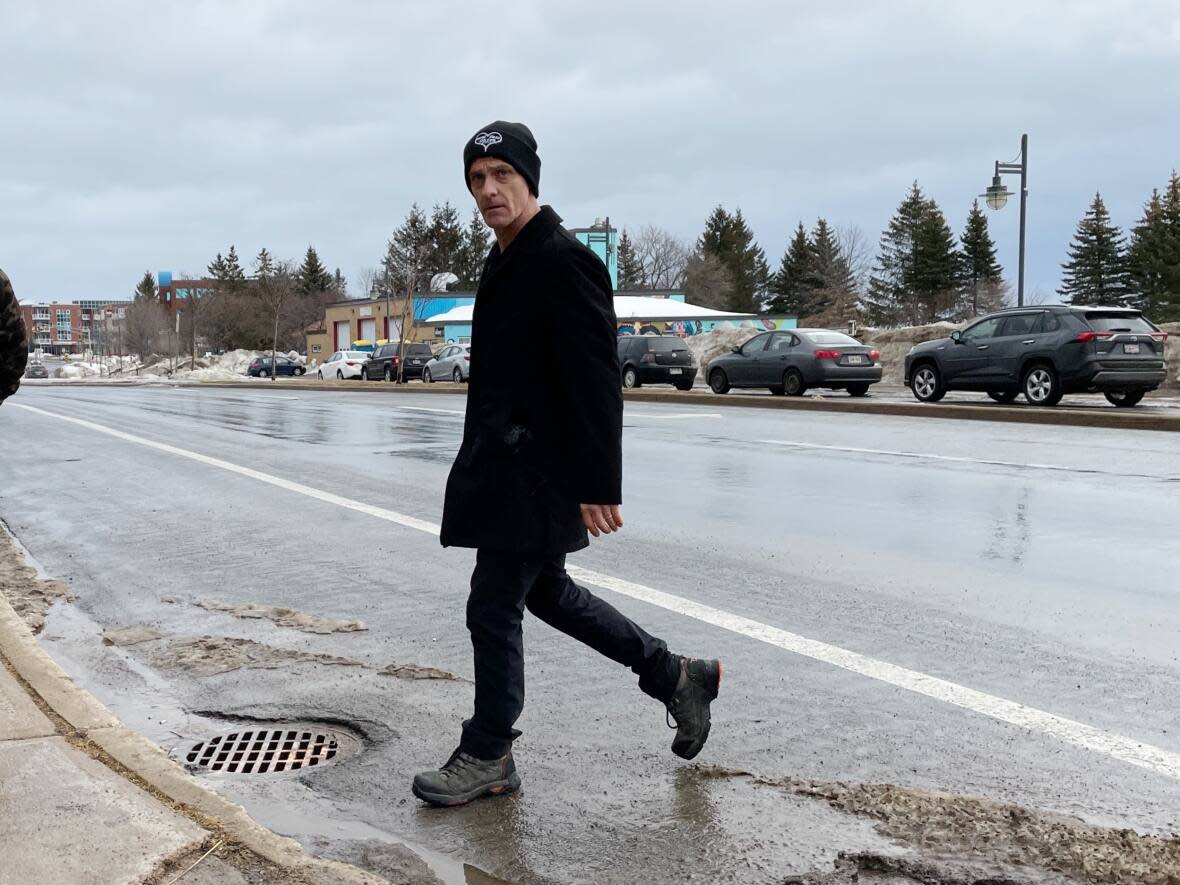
[440,206,623,554]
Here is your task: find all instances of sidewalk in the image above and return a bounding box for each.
[0,530,435,885]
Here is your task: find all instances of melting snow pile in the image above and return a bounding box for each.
[684,326,762,371]
[135,349,304,382]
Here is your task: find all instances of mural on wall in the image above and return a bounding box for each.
[616,316,796,337]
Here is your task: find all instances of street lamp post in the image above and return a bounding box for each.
[981,133,1028,307]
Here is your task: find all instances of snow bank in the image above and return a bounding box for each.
[684,326,762,370]
[1162,322,1180,388]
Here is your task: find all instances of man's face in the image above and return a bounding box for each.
[468,157,531,232]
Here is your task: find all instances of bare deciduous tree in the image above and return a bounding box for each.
[632,225,690,290]
[256,262,299,379]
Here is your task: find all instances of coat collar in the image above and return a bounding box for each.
[481,205,563,287]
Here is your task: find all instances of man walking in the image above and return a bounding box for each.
[412,122,721,807]
[0,269,28,406]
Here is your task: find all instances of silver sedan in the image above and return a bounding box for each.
[423,344,471,383]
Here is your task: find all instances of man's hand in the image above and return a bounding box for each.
[580,503,623,538]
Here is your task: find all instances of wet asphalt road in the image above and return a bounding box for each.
[2,385,1180,883]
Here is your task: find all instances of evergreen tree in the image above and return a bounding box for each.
[134,270,156,301]
[696,206,766,313]
[253,247,276,279]
[297,245,333,296]
[1126,177,1180,321]
[803,218,854,319]
[332,268,348,298]
[866,182,929,325]
[1058,193,1131,306]
[959,200,1004,317]
[454,208,491,289]
[222,245,246,288]
[207,252,228,280]
[766,223,812,315]
[617,229,645,290]
[908,203,962,323]
[425,201,465,284]
[380,204,432,296]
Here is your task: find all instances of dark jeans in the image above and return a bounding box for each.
[460,549,681,760]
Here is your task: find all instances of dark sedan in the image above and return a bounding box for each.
[706,329,882,396]
[246,355,305,377]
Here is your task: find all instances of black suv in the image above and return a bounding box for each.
[617,336,697,390]
[904,306,1168,407]
[361,342,436,381]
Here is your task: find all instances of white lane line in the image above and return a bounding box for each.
[12,404,440,537]
[626,412,722,420]
[757,439,1108,475]
[16,401,1180,782]
[396,406,466,416]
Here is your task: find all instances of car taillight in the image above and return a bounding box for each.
[392,356,399,364]
[640,353,655,363]
[1151,331,1168,341]
[1074,331,1114,342]
[345,361,356,366]
[869,350,881,360]
[814,349,841,360]
[463,355,470,360]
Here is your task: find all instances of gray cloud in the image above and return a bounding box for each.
[2,0,1177,302]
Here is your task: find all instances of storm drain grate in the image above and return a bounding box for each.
[185,727,351,775]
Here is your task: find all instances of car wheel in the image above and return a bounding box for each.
[295,367,304,376]
[846,383,870,397]
[674,381,694,391]
[1022,363,1061,406]
[423,368,433,383]
[909,363,945,402]
[621,366,640,389]
[360,368,368,381]
[453,367,462,383]
[317,370,323,380]
[384,365,392,382]
[708,369,730,394]
[987,390,1019,404]
[1105,390,1145,408]
[259,369,269,378]
[336,369,344,380]
[783,368,806,397]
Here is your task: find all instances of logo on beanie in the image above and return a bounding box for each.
[474,131,502,152]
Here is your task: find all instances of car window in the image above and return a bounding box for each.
[407,344,433,356]
[327,352,340,362]
[1042,313,1061,332]
[806,331,861,346]
[962,317,1002,343]
[741,334,770,355]
[999,313,1041,336]
[646,338,685,353]
[766,332,794,352]
[1083,312,1157,333]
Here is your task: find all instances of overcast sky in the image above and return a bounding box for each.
[2,0,1177,304]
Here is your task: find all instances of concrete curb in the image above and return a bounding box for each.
[0,590,395,884]
[26,377,1180,431]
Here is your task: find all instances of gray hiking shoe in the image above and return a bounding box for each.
[666,657,721,760]
[412,749,521,807]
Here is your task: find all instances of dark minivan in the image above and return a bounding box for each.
[904,306,1168,407]
[361,342,437,381]
[617,335,697,390]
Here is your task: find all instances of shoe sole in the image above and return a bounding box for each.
[411,772,522,808]
[673,658,722,761]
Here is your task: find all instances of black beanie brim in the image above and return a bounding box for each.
[463,121,541,197]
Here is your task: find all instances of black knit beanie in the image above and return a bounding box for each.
[463,121,541,197]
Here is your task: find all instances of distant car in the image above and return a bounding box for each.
[706,329,882,396]
[617,336,697,390]
[398,343,437,381]
[361,343,400,381]
[316,350,369,380]
[246,355,305,378]
[904,306,1168,407]
[424,344,471,383]
[23,362,48,379]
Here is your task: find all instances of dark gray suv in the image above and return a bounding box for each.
[904,306,1168,407]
